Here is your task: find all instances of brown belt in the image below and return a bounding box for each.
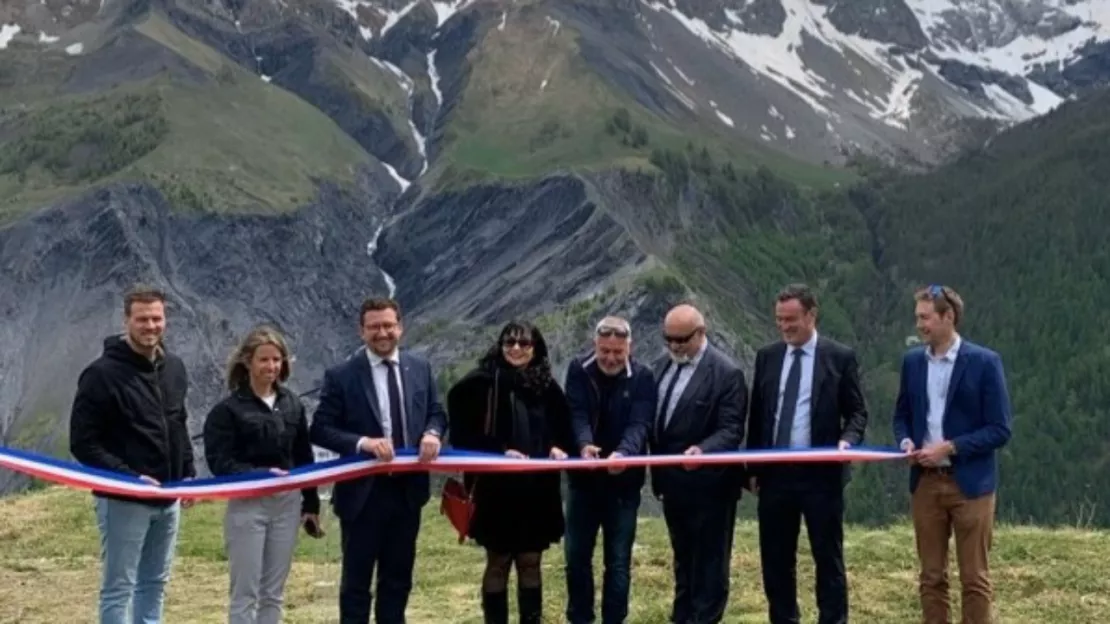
[921,466,954,476]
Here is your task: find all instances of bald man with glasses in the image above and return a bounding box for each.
[563,317,657,624]
[650,304,748,624]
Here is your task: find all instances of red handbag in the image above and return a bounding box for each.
[440,476,475,544]
[440,383,495,543]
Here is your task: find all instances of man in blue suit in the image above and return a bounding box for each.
[311,297,448,624]
[892,285,1012,624]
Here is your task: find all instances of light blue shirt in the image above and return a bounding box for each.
[923,334,961,466]
[658,339,709,428]
[774,332,817,448]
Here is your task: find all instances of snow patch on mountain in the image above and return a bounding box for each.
[1,23,21,49]
[641,0,1110,132]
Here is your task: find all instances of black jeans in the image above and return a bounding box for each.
[564,485,641,623]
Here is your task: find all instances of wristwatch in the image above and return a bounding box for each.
[424,428,441,439]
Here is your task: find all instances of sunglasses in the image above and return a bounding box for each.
[663,328,700,344]
[926,284,953,306]
[502,338,533,349]
[596,326,630,339]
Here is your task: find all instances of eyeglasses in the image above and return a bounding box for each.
[596,326,630,339]
[502,338,533,349]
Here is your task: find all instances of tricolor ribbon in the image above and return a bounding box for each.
[0,445,906,501]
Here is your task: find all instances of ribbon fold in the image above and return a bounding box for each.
[0,445,905,501]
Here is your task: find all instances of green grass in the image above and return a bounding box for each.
[433,7,852,192]
[0,487,1107,622]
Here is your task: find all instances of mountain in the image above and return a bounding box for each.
[0,0,1108,527]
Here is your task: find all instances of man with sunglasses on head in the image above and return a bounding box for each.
[650,303,748,624]
[893,285,1012,624]
[563,316,657,624]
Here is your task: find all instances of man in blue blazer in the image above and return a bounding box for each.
[311,297,448,624]
[892,285,1012,624]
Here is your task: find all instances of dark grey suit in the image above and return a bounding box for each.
[650,341,748,624]
[311,347,447,624]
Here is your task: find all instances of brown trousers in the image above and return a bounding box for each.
[911,471,996,624]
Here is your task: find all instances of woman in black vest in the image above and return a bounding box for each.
[447,320,573,624]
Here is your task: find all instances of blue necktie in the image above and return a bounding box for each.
[384,360,406,448]
[774,349,803,448]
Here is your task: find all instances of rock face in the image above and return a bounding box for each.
[0,172,394,484]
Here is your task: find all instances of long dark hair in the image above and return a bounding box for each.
[478,320,554,392]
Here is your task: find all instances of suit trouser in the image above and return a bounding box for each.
[224,491,302,624]
[757,467,847,624]
[338,477,422,624]
[912,470,996,624]
[661,494,737,624]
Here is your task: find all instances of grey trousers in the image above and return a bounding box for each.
[224,491,302,624]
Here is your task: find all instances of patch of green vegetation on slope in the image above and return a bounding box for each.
[644,88,1110,528]
[0,91,169,218]
[433,9,851,192]
[0,92,168,185]
[0,17,374,222]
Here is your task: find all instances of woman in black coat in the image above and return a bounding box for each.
[446,320,573,624]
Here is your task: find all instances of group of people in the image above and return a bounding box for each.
[67,280,1011,624]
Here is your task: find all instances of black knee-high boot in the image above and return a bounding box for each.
[481,590,508,624]
[518,584,543,624]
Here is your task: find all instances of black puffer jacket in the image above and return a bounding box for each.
[69,335,195,507]
[202,385,320,515]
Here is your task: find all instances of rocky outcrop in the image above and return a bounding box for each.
[813,0,928,49]
[0,170,392,486]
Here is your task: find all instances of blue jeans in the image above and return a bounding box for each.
[564,486,640,624]
[95,497,181,624]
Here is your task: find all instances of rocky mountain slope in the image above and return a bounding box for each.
[1,0,1109,526]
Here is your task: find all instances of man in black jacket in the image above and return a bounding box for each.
[69,285,195,624]
[563,316,656,624]
[746,284,868,624]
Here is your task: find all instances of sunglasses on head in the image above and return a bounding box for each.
[596,325,630,339]
[926,284,953,306]
[502,337,533,349]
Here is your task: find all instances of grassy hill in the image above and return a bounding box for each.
[0,487,1107,623]
[0,14,376,224]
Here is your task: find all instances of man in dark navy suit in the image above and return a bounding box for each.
[650,303,747,624]
[893,285,1012,624]
[746,284,868,624]
[311,297,448,624]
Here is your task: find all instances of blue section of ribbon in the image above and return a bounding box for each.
[0,443,903,491]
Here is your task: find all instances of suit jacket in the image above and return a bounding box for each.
[892,339,1012,499]
[648,342,748,503]
[746,335,868,484]
[310,347,448,521]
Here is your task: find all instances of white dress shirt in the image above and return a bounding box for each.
[356,348,408,452]
[658,339,709,428]
[922,334,961,466]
